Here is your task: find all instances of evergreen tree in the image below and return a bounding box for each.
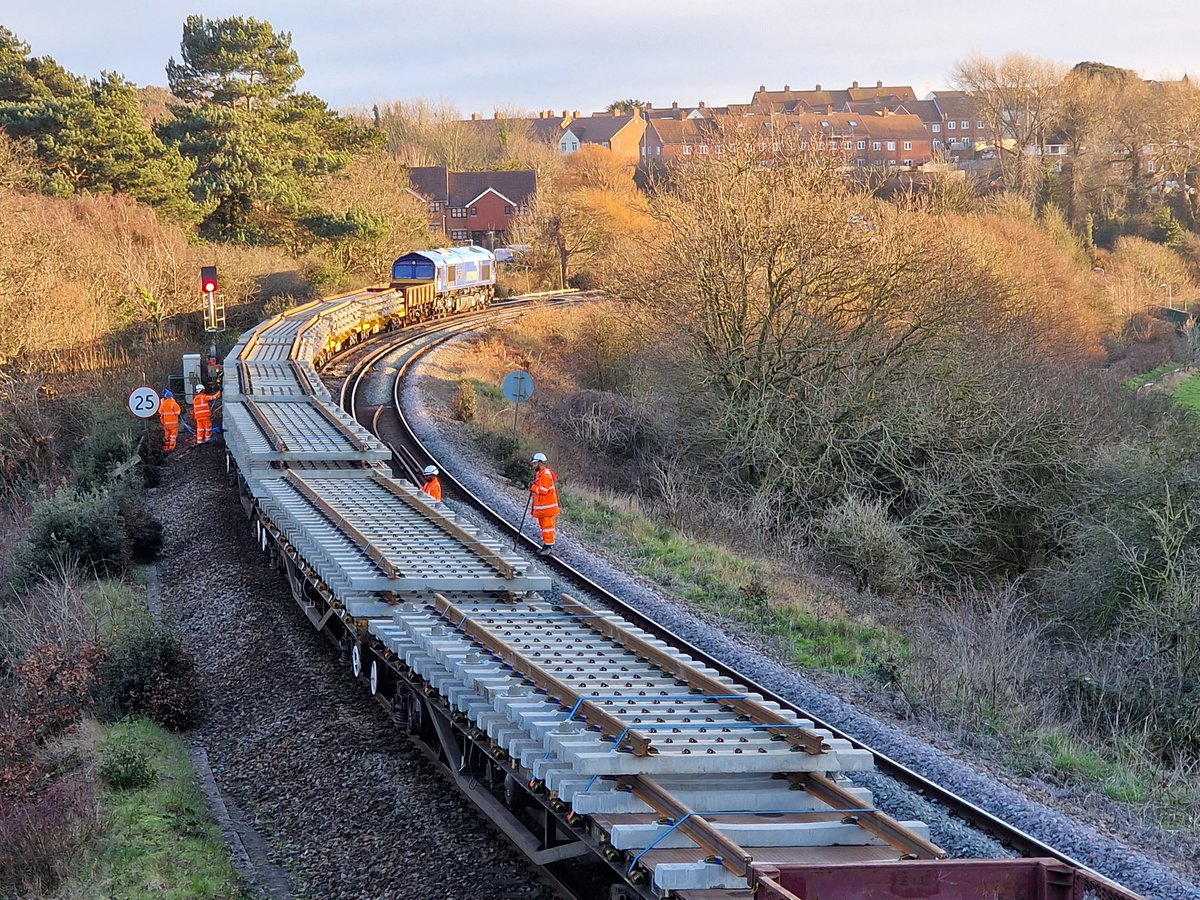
[161,15,380,241]
[1150,206,1185,247]
[0,26,82,102]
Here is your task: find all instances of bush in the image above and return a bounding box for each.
[118,495,164,563]
[98,739,157,790]
[20,488,125,579]
[557,389,659,461]
[820,494,918,594]
[98,619,204,731]
[72,403,139,491]
[0,774,102,895]
[451,380,478,422]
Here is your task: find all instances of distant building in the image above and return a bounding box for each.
[408,167,536,246]
[557,112,646,160]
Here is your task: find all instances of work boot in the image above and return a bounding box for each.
[538,544,553,556]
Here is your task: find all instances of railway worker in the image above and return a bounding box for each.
[421,465,443,502]
[158,389,182,452]
[192,383,221,445]
[529,452,559,555]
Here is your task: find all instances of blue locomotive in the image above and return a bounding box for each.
[390,246,496,321]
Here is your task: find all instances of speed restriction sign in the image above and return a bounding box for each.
[127,386,160,419]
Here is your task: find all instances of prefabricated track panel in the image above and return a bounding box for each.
[253,471,549,595]
[222,399,390,464]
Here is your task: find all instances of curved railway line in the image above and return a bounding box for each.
[223,287,1150,900]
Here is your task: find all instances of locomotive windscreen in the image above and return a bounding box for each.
[392,258,436,280]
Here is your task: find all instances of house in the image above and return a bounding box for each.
[643,111,934,169]
[408,167,536,246]
[556,112,646,160]
[924,91,989,157]
[751,81,917,113]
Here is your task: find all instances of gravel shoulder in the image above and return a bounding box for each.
[405,334,1200,900]
[149,447,552,900]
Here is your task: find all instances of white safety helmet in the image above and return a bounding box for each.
[196,383,205,391]
[530,452,547,464]
[423,465,439,476]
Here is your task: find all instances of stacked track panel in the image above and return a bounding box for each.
[221,288,976,900]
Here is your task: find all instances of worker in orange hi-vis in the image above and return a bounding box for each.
[158,389,182,452]
[529,452,560,555]
[192,383,221,445]
[421,465,443,502]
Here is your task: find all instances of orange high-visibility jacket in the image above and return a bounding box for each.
[530,466,560,517]
[193,390,220,419]
[423,476,443,502]
[159,397,181,426]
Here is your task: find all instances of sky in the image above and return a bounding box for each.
[6,0,1199,115]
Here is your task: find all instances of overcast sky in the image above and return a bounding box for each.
[6,1,1198,115]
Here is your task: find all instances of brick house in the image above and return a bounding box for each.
[924,91,988,158]
[751,81,917,113]
[557,112,646,160]
[408,167,536,246]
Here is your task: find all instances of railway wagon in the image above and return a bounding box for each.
[391,245,496,321]
[222,286,1146,900]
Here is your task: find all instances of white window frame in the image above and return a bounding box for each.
[932,123,941,133]
[857,139,866,150]
[961,120,969,130]
[887,141,896,151]
[947,121,956,130]
[903,141,912,151]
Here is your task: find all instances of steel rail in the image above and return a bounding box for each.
[332,306,1147,900]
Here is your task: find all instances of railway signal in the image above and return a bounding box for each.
[201,265,226,332]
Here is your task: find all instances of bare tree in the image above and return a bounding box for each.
[953,53,1066,198]
[1148,80,1200,227]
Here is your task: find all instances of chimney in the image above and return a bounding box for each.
[877,80,883,88]
[852,80,859,88]
[573,110,580,118]
[672,101,679,109]
[784,84,790,92]
[493,111,502,119]
[698,100,706,108]
[815,83,822,91]
[759,84,766,92]
[471,112,481,121]
[562,109,569,118]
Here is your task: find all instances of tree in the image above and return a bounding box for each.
[606,99,648,114]
[1148,80,1200,227]
[165,15,302,112]
[1054,67,1111,227]
[161,15,379,241]
[0,27,81,102]
[953,53,1065,198]
[0,72,199,221]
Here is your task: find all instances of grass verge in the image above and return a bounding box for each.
[56,718,245,900]
[1125,362,1182,389]
[1173,370,1200,412]
[560,488,902,675]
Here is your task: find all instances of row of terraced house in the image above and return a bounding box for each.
[418,81,990,244]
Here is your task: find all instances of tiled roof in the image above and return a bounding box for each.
[561,114,640,144]
[447,170,537,208]
[408,166,448,201]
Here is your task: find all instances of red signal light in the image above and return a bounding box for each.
[200,265,218,294]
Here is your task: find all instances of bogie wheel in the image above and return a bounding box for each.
[351,644,363,680]
[369,659,380,696]
[406,694,425,736]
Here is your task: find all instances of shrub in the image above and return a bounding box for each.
[557,389,660,461]
[118,495,164,563]
[820,494,918,594]
[20,488,125,579]
[451,379,478,422]
[0,774,102,895]
[98,739,157,790]
[98,619,204,731]
[72,403,139,491]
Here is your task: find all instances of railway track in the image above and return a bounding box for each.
[224,286,1153,900]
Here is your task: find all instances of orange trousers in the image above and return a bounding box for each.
[162,424,178,451]
[196,415,212,444]
[536,515,557,546]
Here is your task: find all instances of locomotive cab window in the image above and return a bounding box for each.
[392,258,436,280]
[446,264,457,285]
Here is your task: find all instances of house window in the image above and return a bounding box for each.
[888,159,896,166]
[849,120,858,126]
[903,141,912,151]
[820,120,830,127]
[429,223,440,233]
[683,145,692,155]
[429,201,442,212]
[772,142,780,151]
[469,206,478,216]
[519,205,530,214]
[934,140,943,148]
[904,159,912,166]
[699,144,708,154]
[603,141,610,148]
[503,205,513,215]
[947,121,956,130]
[857,140,866,150]
[831,140,839,150]
[977,120,985,129]
[450,230,468,240]
[932,123,941,133]
[715,145,723,155]
[872,141,881,151]
[961,121,969,130]
[450,207,467,218]
[887,141,896,151]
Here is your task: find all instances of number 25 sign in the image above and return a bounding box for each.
[127,386,160,419]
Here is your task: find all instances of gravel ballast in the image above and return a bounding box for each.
[400,333,1200,900]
